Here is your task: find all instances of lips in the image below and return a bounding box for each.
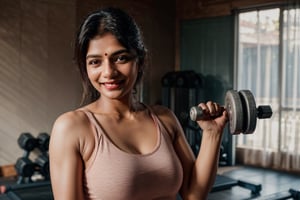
[101,80,124,90]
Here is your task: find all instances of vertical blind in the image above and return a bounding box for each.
[236,5,300,171]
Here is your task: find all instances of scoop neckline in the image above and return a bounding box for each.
[87,109,162,157]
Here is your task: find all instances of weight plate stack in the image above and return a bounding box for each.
[225,90,244,134]
[239,90,257,134]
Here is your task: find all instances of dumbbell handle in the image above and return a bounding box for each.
[190,105,272,121]
[189,106,225,121]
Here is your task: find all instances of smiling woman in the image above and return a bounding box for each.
[49,7,228,200]
[74,8,146,106]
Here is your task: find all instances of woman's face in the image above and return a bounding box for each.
[86,33,138,101]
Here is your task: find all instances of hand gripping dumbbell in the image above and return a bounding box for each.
[189,90,273,134]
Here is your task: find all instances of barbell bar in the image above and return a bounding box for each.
[189,90,273,134]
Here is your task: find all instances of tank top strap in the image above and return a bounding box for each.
[143,104,175,143]
[79,109,102,139]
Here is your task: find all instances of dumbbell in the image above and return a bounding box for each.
[17,133,38,153]
[18,132,50,152]
[15,157,35,184]
[35,154,49,179]
[37,132,50,152]
[189,90,273,134]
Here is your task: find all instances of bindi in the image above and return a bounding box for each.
[104,53,108,56]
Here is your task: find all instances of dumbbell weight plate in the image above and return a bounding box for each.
[17,132,37,151]
[239,90,257,134]
[15,157,35,177]
[225,90,244,134]
[35,154,49,178]
[37,132,50,152]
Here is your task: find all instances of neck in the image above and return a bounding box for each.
[93,96,144,119]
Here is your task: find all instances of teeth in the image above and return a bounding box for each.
[106,83,117,86]
[103,82,120,89]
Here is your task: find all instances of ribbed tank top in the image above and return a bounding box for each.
[82,109,183,200]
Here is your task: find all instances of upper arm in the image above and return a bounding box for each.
[49,112,85,200]
[168,107,225,199]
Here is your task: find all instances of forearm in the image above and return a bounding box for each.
[188,130,223,199]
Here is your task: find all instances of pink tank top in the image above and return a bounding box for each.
[82,109,183,200]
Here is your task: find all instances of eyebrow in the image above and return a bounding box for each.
[86,49,131,60]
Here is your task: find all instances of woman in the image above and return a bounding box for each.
[49,7,228,200]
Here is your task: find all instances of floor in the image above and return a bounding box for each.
[208,165,300,200]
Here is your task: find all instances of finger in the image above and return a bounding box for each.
[213,102,223,115]
[198,102,208,112]
[197,103,210,117]
[197,102,223,119]
[207,101,217,116]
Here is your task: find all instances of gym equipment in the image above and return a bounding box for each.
[0,181,53,200]
[162,70,203,128]
[162,70,234,166]
[17,133,38,156]
[212,174,262,195]
[211,177,300,199]
[35,155,49,179]
[15,132,50,184]
[162,70,205,155]
[189,90,273,134]
[14,158,35,184]
[37,133,50,152]
[252,188,300,200]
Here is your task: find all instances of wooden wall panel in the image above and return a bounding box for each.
[0,0,78,165]
[177,0,291,19]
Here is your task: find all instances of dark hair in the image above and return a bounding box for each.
[74,7,147,105]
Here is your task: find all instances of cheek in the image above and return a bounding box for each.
[87,68,99,81]
[86,69,102,90]
[118,64,138,80]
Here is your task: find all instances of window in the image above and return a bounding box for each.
[236,6,300,170]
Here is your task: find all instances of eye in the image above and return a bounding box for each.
[87,59,101,66]
[114,54,133,64]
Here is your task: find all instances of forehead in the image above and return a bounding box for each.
[87,33,126,55]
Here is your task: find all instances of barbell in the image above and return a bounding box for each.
[189,90,273,134]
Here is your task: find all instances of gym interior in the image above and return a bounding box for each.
[0,0,299,199]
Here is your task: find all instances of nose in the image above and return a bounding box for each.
[102,59,117,78]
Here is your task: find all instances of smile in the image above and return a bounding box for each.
[101,80,124,90]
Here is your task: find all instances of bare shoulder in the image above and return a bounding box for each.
[52,110,88,135]
[150,104,178,122]
[50,110,90,149]
[149,105,182,140]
